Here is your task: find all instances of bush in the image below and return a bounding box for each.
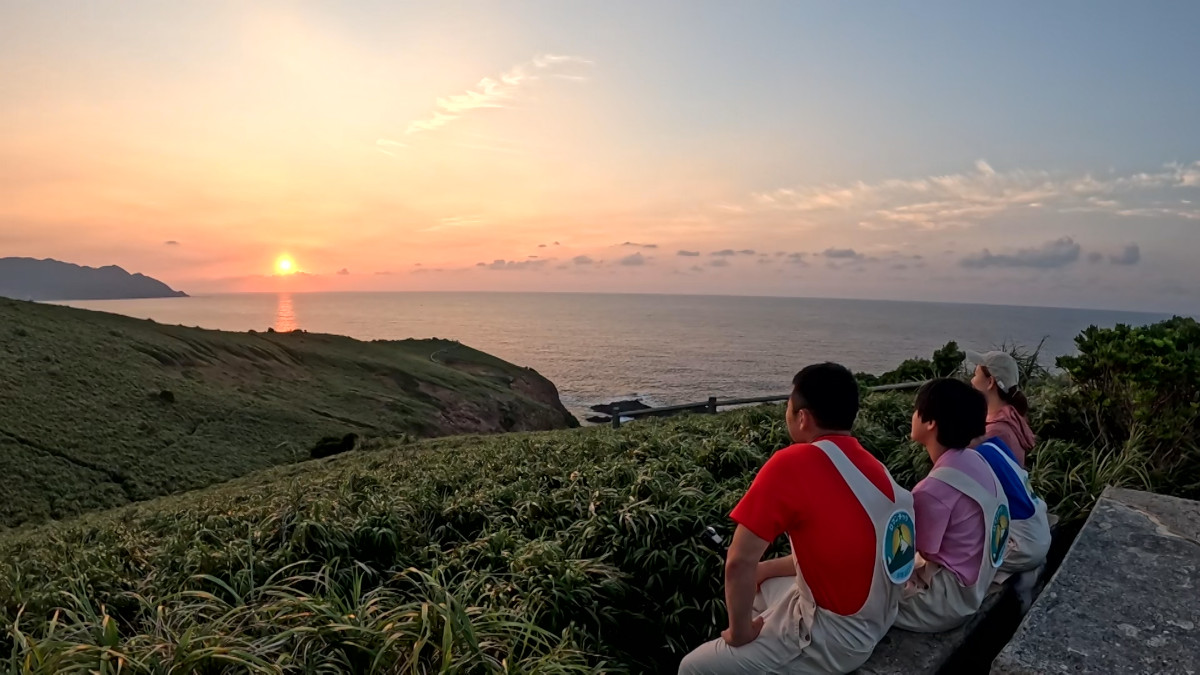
[858,341,966,387]
[1055,317,1200,496]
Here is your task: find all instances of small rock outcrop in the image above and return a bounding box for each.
[310,433,359,460]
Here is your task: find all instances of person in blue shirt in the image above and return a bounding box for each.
[973,435,1051,584]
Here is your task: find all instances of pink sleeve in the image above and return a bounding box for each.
[913,481,951,556]
[986,422,1025,465]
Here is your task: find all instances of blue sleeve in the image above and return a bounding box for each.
[976,437,1036,520]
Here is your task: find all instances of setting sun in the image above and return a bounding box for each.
[275,256,296,275]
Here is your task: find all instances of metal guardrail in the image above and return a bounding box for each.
[608,380,928,428]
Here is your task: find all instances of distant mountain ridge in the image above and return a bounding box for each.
[0,257,187,300]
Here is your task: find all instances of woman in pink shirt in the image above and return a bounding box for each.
[966,350,1036,466]
[895,379,1010,633]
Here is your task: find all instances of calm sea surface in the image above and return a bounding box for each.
[60,293,1172,421]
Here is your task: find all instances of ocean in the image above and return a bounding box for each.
[60,293,1172,421]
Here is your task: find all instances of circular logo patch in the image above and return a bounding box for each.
[883,509,916,584]
[990,503,1011,568]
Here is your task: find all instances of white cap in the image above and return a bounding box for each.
[965,350,1020,391]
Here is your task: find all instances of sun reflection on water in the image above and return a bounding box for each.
[274,293,298,332]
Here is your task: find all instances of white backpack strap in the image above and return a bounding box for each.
[929,466,999,513]
[931,457,1011,570]
[816,440,917,586]
[813,440,895,514]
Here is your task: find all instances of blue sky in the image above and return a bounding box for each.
[2,1,1199,311]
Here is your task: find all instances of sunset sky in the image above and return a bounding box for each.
[3,1,1199,312]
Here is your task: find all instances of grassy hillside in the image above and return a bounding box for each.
[0,406,781,673]
[1,317,1195,673]
[0,298,576,528]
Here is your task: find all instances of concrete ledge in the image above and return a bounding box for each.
[857,585,1019,674]
[992,487,1200,674]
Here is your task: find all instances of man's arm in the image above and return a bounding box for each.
[755,556,796,586]
[723,525,770,646]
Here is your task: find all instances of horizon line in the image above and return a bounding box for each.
[61,289,1184,318]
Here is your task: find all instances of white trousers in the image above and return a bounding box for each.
[894,562,983,634]
[678,577,873,675]
[1000,501,1052,576]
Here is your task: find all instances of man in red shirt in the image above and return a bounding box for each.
[680,363,916,674]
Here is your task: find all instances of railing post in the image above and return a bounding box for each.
[707,396,718,415]
[611,404,621,429]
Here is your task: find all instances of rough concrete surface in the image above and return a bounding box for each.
[992,487,1200,675]
[856,592,1005,674]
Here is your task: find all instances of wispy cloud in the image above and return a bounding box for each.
[738,161,1200,230]
[619,252,647,266]
[572,255,595,265]
[960,237,1082,269]
[621,241,658,249]
[164,240,179,246]
[822,248,863,260]
[400,54,591,137]
[420,215,486,232]
[374,138,406,157]
[336,268,349,275]
[677,250,700,257]
[709,258,730,267]
[476,259,549,271]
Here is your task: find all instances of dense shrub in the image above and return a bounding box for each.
[1055,317,1200,494]
[857,341,966,387]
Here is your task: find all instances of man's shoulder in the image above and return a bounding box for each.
[913,476,975,516]
[769,437,879,476]
[925,450,996,500]
[761,441,837,476]
[763,442,817,471]
[773,436,864,461]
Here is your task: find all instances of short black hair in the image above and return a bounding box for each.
[790,362,859,430]
[915,378,987,449]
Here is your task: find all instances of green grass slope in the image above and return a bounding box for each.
[0,406,786,673]
[0,298,576,528]
[0,388,1165,673]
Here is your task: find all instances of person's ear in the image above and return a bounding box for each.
[797,408,811,431]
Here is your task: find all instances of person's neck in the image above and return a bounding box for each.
[986,394,1007,417]
[925,441,951,464]
[804,428,852,443]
